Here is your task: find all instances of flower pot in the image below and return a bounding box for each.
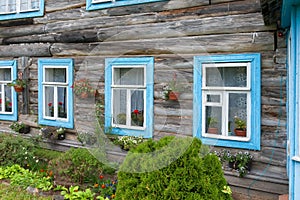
[234,129,246,137]
[207,127,218,134]
[168,91,180,100]
[13,85,24,92]
[57,133,65,140]
[80,92,89,99]
[19,125,30,134]
[228,161,239,169]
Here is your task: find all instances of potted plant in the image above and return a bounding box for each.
[8,79,26,92]
[71,78,96,99]
[9,121,30,134]
[131,109,144,126]
[216,149,253,177]
[234,116,247,137]
[163,72,184,101]
[207,117,218,134]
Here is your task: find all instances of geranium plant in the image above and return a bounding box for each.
[234,116,246,130]
[71,78,97,98]
[8,79,27,92]
[162,72,184,100]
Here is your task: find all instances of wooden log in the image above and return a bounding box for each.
[50,32,274,56]
[5,12,275,44]
[0,43,51,57]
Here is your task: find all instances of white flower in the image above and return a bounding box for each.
[25,151,28,154]
[36,160,39,163]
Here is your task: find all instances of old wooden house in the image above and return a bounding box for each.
[0,0,298,199]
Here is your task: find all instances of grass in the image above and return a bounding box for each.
[0,183,52,200]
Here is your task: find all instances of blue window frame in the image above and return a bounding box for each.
[193,53,261,150]
[0,0,44,21]
[0,60,17,121]
[38,59,74,128]
[105,57,154,138]
[86,0,167,10]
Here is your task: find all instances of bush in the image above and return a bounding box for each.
[49,148,115,184]
[0,133,61,171]
[116,136,232,200]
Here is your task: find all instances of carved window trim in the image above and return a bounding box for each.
[193,53,261,150]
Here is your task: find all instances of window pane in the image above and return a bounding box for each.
[206,66,247,87]
[31,0,39,9]
[228,93,247,136]
[57,87,67,119]
[0,68,11,81]
[207,94,220,103]
[4,85,12,112]
[45,68,67,83]
[131,90,144,127]
[20,0,29,11]
[8,0,16,12]
[45,86,54,117]
[113,89,127,125]
[205,106,222,134]
[114,68,144,85]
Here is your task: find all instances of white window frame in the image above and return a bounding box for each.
[111,64,146,130]
[202,62,251,141]
[0,0,39,15]
[42,65,69,122]
[0,67,14,114]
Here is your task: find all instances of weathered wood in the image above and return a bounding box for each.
[0,43,51,57]
[50,32,274,56]
[4,13,275,44]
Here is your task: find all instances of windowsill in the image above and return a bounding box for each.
[113,124,146,131]
[202,133,251,142]
[292,156,300,162]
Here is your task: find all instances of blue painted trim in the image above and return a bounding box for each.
[193,53,261,150]
[0,0,44,21]
[281,0,300,28]
[0,60,18,121]
[105,57,154,138]
[86,0,167,10]
[38,59,74,129]
[287,6,300,200]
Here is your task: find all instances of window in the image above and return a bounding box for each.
[86,0,167,10]
[105,57,154,138]
[0,60,17,121]
[38,59,74,128]
[0,0,44,21]
[193,53,261,150]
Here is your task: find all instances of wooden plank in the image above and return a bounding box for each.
[50,32,274,56]
[5,13,275,44]
[0,43,51,57]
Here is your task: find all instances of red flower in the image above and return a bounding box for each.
[58,102,63,106]
[8,102,12,107]
[101,184,106,189]
[99,175,104,179]
[48,103,52,107]
[70,85,74,88]
[133,109,139,114]
[0,99,2,104]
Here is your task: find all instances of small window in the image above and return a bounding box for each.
[105,57,154,138]
[0,0,44,21]
[86,0,167,10]
[0,60,17,121]
[194,53,261,150]
[38,59,74,128]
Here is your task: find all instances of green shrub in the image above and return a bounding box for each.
[116,136,232,200]
[49,148,115,184]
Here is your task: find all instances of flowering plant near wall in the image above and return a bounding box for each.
[71,78,97,98]
[215,149,253,177]
[162,72,184,100]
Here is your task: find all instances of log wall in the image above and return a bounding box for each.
[0,0,288,199]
